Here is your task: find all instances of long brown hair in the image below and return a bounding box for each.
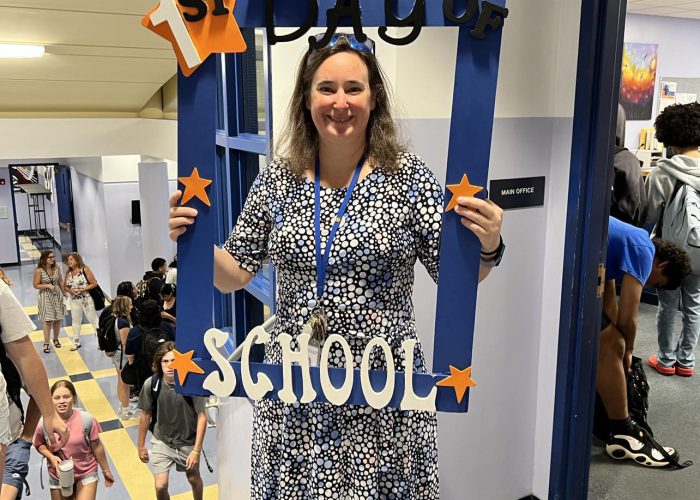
[37,250,57,271]
[276,37,404,175]
[112,296,132,323]
[0,268,11,286]
[66,252,85,270]
[153,341,175,374]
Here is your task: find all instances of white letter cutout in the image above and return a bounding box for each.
[149,0,202,70]
[399,339,437,412]
[202,328,236,397]
[277,332,317,404]
[319,334,354,406]
[360,337,395,409]
[241,325,273,400]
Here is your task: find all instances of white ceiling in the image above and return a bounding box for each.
[0,1,698,117]
[628,0,700,18]
[0,0,176,117]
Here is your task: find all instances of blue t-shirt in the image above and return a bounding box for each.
[606,216,655,285]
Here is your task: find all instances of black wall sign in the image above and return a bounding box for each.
[489,176,546,210]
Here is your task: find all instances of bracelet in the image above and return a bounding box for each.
[480,236,503,256]
[191,449,201,455]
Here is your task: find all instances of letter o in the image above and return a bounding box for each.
[360,337,395,409]
[319,334,354,406]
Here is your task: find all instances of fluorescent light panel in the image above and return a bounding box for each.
[0,44,45,58]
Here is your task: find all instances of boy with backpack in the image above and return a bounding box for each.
[599,216,692,467]
[137,341,207,500]
[645,102,700,377]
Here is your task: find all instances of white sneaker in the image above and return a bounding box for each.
[119,408,134,420]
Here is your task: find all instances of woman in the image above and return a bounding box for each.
[159,284,176,325]
[33,380,114,499]
[0,268,15,287]
[63,253,100,351]
[33,250,66,353]
[112,296,136,420]
[169,34,503,498]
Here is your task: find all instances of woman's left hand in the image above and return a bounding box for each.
[103,469,115,487]
[454,197,504,253]
[186,450,200,470]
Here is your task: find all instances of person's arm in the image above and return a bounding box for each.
[644,169,676,225]
[603,279,618,323]
[186,411,208,470]
[161,311,176,324]
[168,190,255,293]
[83,266,97,291]
[137,410,151,463]
[5,337,69,447]
[35,443,61,473]
[455,197,504,283]
[616,274,643,372]
[119,326,129,348]
[33,269,50,291]
[90,439,115,487]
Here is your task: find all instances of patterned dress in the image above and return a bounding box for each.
[65,270,92,309]
[225,153,443,499]
[37,268,65,322]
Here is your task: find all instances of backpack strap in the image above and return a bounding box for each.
[76,409,94,448]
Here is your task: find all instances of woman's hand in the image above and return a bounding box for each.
[454,197,503,253]
[169,190,199,242]
[138,446,149,463]
[47,284,55,293]
[186,450,200,470]
[48,455,61,473]
[103,469,115,487]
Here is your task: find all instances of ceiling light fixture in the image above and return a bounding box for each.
[0,44,45,58]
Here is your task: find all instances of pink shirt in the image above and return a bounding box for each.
[33,409,102,480]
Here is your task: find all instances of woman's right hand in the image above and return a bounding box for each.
[47,284,55,293]
[48,455,61,473]
[168,190,199,242]
[138,446,149,463]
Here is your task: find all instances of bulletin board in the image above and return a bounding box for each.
[658,76,700,114]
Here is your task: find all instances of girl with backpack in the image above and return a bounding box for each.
[33,380,114,499]
[111,296,136,420]
[646,102,700,377]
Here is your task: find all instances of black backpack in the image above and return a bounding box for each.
[96,308,119,353]
[142,327,172,369]
[0,326,24,421]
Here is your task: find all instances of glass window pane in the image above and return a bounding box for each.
[216,55,225,131]
[239,28,267,136]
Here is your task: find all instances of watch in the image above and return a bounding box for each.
[480,236,505,268]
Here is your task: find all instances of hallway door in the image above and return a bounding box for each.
[55,165,77,254]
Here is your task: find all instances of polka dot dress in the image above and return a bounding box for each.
[225,152,443,499]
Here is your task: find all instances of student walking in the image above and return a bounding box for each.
[137,342,207,500]
[33,250,66,353]
[33,380,114,500]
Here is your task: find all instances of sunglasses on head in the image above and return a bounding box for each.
[311,32,375,54]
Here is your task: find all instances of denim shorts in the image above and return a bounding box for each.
[3,438,31,497]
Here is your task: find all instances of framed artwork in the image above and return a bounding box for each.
[144,0,508,413]
[619,42,658,120]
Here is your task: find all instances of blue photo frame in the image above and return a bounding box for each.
[171,0,507,413]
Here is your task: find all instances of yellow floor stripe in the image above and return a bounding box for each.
[53,341,90,375]
[99,428,156,500]
[72,379,117,422]
[30,331,45,343]
[172,484,219,500]
[27,250,40,258]
[64,325,96,336]
[22,244,34,250]
[93,368,117,380]
[24,305,38,316]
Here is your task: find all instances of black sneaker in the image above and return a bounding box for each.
[606,422,679,467]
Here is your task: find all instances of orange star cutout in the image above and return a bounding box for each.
[179,167,212,206]
[170,349,205,385]
[445,174,484,212]
[435,365,477,404]
[142,0,247,77]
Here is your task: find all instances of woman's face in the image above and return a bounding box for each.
[66,255,75,268]
[52,387,74,414]
[307,51,375,149]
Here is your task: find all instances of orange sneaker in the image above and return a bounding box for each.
[647,355,675,376]
[675,364,694,377]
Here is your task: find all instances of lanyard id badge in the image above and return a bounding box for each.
[304,154,364,366]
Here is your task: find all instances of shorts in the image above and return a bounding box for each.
[3,438,31,497]
[48,471,99,489]
[149,438,197,475]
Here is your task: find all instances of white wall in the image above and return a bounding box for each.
[0,166,18,264]
[623,14,700,149]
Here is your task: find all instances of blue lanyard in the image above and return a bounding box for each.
[314,155,364,300]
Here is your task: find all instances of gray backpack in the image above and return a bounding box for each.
[662,182,700,272]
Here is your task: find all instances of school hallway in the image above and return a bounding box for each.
[3,247,219,500]
[588,302,700,498]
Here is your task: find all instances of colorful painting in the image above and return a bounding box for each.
[619,42,658,120]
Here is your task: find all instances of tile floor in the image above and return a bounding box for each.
[3,239,219,499]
